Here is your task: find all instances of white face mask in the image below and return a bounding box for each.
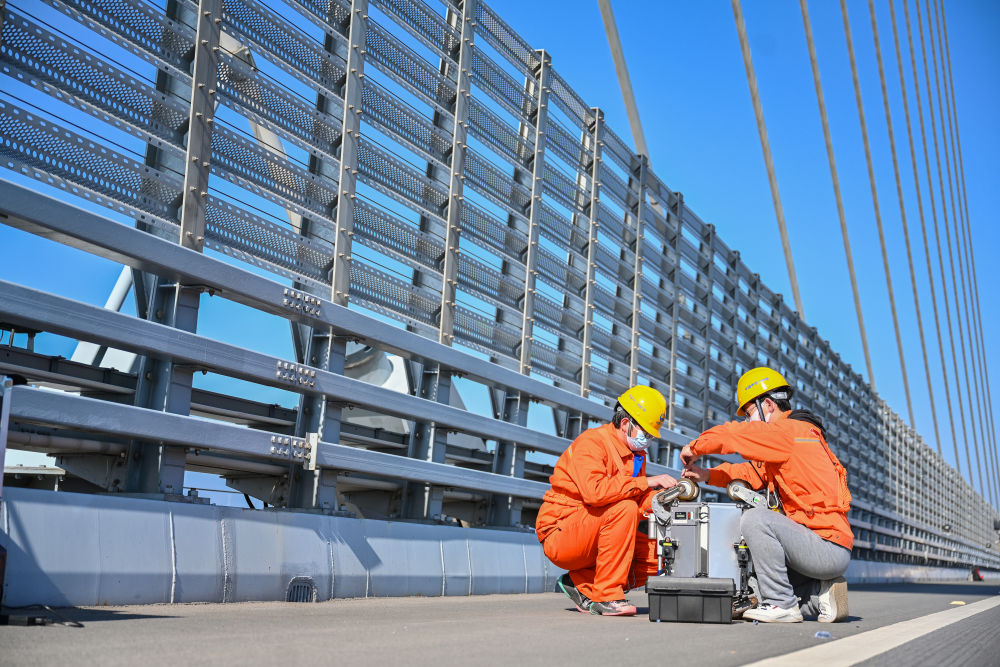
[625,422,649,452]
[746,401,770,423]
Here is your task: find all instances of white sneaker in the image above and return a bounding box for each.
[818,577,848,623]
[743,603,803,623]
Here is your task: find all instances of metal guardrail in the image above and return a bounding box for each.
[0,0,997,566]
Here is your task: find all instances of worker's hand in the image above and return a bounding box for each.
[680,443,699,466]
[646,473,678,489]
[682,464,709,484]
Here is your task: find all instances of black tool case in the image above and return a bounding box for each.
[646,576,735,623]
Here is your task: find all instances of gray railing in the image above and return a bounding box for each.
[0,0,996,568]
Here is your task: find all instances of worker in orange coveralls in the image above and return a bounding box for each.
[536,386,678,616]
[681,367,852,623]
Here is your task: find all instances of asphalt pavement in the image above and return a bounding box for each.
[2,581,998,666]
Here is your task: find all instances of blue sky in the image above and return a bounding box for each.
[2,0,997,503]
[487,0,999,480]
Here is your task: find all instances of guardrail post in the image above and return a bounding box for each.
[125,0,221,498]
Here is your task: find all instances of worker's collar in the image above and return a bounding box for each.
[743,408,791,424]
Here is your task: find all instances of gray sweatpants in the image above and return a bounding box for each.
[741,507,851,611]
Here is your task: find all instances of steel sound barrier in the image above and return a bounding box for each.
[0,0,997,565]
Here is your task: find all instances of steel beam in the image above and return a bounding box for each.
[0,280,567,456]
[5,385,548,500]
[0,180,605,421]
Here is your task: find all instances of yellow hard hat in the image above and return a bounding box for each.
[617,385,667,437]
[735,367,793,416]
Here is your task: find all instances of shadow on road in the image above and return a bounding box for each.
[2,605,176,626]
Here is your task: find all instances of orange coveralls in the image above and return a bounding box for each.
[688,410,853,550]
[535,423,659,602]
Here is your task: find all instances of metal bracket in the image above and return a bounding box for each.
[282,288,323,317]
[275,360,317,387]
[269,434,311,463]
[0,376,12,506]
[305,432,319,471]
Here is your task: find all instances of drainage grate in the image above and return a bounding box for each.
[285,576,317,603]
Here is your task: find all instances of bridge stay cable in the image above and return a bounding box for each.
[933,0,1000,505]
[918,0,993,495]
[925,0,991,503]
[595,0,663,219]
[838,0,915,429]
[939,2,1000,480]
[903,0,973,490]
[864,0,938,457]
[892,0,962,478]
[729,0,808,323]
[794,0,874,394]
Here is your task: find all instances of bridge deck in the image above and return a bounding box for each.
[3,582,998,665]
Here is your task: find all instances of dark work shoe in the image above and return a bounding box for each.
[557,573,592,613]
[589,599,637,616]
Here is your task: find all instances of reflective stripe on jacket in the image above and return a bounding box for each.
[690,411,854,551]
[535,423,650,543]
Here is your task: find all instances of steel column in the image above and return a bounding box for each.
[518,50,552,376]
[580,109,605,398]
[125,0,221,497]
[438,0,476,345]
[489,388,529,527]
[627,154,648,386]
[489,48,552,527]
[666,192,684,431]
[401,0,477,521]
[404,363,452,520]
[289,0,369,511]
[0,377,12,507]
[700,225,716,432]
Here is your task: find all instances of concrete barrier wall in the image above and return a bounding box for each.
[844,559,996,584]
[0,488,562,606]
[1,488,992,606]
